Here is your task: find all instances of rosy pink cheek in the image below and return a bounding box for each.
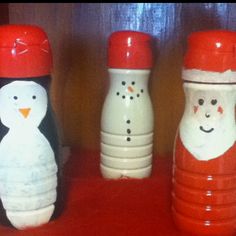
[217,106,223,114]
[194,106,198,114]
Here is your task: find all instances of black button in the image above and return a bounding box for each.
[127,137,131,142]
[127,129,131,134]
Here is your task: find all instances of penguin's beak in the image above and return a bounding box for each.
[19,108,31,118]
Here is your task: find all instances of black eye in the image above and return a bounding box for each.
[198,98,204,105]
[131,81,135,85]
[122,81,126,86]
[211,99,217,105]
[13,96,18,100]
[32,95,36,99]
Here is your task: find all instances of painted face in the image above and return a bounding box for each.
[0,81,48,129]
[115,80,144,100]
[179,84,236,161]
[191,90,224,134]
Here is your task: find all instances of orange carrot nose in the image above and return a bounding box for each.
[19,108,31,118]
[127,86,134,93]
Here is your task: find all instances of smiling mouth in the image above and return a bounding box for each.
[200,126,214,133]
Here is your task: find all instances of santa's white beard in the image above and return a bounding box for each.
[179,117,235,161]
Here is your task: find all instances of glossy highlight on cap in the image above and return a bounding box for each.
[0,24,53,78]
[183,30,236,72]
[108,30,153,69]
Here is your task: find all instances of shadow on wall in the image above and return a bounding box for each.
[0,4,9,24]
[62,35,107,150]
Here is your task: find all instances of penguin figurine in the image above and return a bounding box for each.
[0,77,60,229]
[0,25,62,229]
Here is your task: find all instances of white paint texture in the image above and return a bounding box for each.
[182,69,236,83]
[101,69,154,178]
[0,81,57,229]
[179,82,236,161]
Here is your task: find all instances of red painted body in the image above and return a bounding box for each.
[172,134,236,236]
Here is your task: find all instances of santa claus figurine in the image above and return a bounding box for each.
[172,30,236,236]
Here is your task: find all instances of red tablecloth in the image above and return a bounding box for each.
[0,149,191,236]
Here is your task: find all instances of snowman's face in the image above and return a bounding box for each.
[0,81,47,129]
[115,80,144,101]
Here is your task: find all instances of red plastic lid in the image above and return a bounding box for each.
[0,24,52,78]
[184,30,236,72]
[108,30,153,69]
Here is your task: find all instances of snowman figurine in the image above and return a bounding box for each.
[100,31,154,179]
[172,30,236,236]
[0,25,60,229]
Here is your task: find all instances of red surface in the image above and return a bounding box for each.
[173,135,236,236]
[0,24,52,78]
[184,30,236,72]
[0,149,221,236]
[108,30,153,69]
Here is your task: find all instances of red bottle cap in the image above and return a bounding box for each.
[184,30,236,72]
[108,30,153,69]
[0,24,53,78]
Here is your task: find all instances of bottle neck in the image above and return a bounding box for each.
[108,68,151,88]
[0,75,51,90]
[183,81,236,98]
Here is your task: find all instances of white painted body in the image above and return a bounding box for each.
[179,82,236,161]
[100,69,154,179]
[0,81,57,229]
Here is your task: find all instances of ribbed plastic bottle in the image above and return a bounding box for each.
[172,30,236,236]
[100,30,154,179]
[0,24,62,229]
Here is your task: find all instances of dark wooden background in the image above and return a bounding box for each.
[1,3,236,156]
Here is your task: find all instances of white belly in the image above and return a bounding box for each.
[101,96,154,135]
[0,128,57,211]
[100,96,154,179]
